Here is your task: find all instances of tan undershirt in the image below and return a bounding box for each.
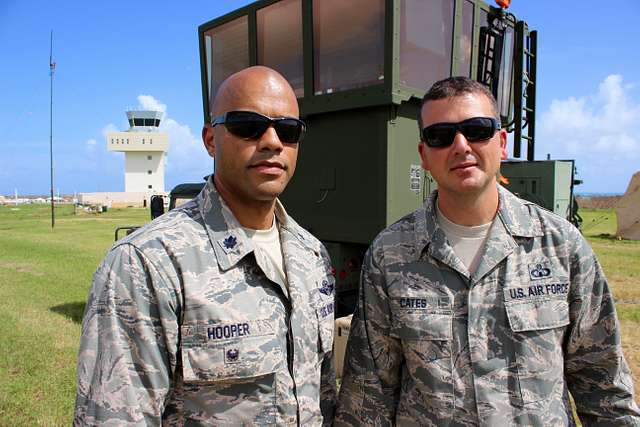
[243,217,287,289]
[436,204,493,275]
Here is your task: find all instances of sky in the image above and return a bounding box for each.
[1,0,639,196]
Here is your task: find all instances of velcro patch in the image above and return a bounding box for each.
[182,319,275,347]
[528,261,552,280]
[318,302,334,318]
[392,296,450,310]
[504,283,569,302]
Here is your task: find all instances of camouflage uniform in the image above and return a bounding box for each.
[336,186,640,426]
[74,178,336,426]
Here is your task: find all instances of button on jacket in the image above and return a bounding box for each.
[336,186,639,426]
[75,178,336,426]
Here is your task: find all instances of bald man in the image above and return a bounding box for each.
[74,66,337,426]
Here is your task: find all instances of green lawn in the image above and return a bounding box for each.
[0,204,149,425]
[0,205,638,425]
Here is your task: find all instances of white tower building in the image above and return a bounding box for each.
[107,110,169,193]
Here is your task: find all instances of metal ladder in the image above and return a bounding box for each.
[513,22,537,160]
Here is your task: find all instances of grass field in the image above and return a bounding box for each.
[0,204,638,425]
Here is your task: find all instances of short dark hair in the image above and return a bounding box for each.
[417,76,499,132]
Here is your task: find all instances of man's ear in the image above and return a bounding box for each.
[202,124,215,158]
[418,141,430,172]
[499,128,508,160]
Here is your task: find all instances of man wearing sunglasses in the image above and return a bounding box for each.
[75,66,336,425]
[336,76,639,425]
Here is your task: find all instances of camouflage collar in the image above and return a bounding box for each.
[414,186,543,263]
[495,186,544,238]
[197,177,317,271]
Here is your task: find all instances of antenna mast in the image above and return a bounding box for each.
[49,30,56,228]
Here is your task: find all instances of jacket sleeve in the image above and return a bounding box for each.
[564,227,640,426]
[74,244,180,426]
[320,344,337,426]
[335,246,402,426]
[319,246,337,426]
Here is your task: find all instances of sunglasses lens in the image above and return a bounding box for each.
[460,117,495,141]
[422,117,497,147]
[274,119,305,144]
[423,125,455,148]
[224,112,270,139]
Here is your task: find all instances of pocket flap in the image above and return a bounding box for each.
[180,320,280,383]
[505,298,570,332]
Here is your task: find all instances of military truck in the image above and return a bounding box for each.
[198,0,580,315]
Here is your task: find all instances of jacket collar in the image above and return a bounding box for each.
[413,186,543,279]
[197,177,315,271]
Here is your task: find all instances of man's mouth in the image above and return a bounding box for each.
[249,160,286,174]
[450,162,477,171]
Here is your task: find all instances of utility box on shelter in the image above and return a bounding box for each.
[501,160,576,220]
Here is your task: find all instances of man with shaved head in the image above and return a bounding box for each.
[75,66,337,425]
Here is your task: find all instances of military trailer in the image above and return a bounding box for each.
[198,0,580,315]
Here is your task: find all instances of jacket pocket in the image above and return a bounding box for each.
[505,297,569,405]
[391,308,454,414]
[179,323,281,424]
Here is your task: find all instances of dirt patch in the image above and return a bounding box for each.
[0,261,44,277]
[577,196,622,209]
[609,276,640,303]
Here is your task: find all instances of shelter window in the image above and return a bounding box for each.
[148,155,152,160]
[134,118,144,126]
[144,118,155,126]
[400,0,454,91]
[313,0,385,95]
[497,25,514,119]
[154,119,160,126]
[128,119,134,127]
[204,16,249,104]
[148,185,153,189]
[148,170,152,175]
[257,0,304,97]
[458,0,474,77]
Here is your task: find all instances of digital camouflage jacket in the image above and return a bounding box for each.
[74,178,336,426]
[336,186,639,426]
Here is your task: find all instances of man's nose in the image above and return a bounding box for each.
[451,130,472,154]
[257,125,283,151]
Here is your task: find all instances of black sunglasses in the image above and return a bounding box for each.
[421,117,501,148]
[212,111,306,144]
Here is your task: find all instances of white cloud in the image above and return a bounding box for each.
[136,95,167,114]
[101,123,118,138]
[85,138,97,153]
[537,74,640,193]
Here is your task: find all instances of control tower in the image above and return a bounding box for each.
[106,110,169,193]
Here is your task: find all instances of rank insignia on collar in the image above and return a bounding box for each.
[223,235,237,250]
[319,279,334,296]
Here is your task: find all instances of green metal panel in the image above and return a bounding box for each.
[280,106,389,245]
[554,161,573,218]
[386,101,425,225]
